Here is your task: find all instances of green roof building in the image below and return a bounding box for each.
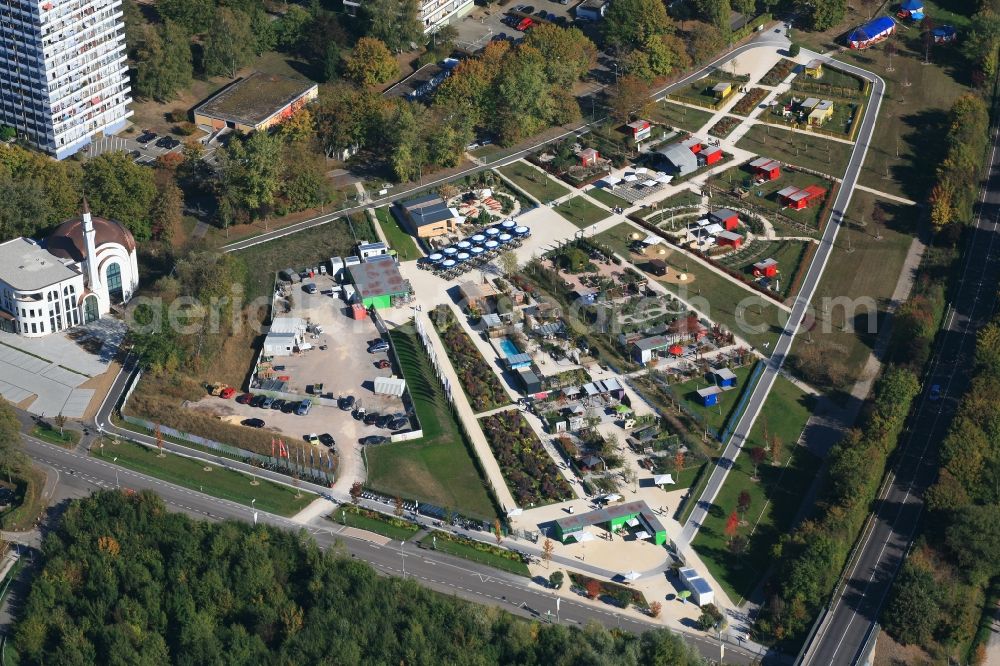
[347,258,410,310]
[552,500,667,545]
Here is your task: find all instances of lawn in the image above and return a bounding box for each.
[420,531,530,577]
[234,215,376,302]
[638,188,704,220]
[707,163,834,238]
[365,325,498,520]
[789,189,918,395]
[767,93,860,138]
[586,186,630,209]
[593,223,788,349]
[30,424,80,448]
[553,196,611,229]
[666,81,725,109]
[716,238,813,300]
[96,438,313,516]
[0,465,47,531]
[498,161,571,203]
[331,506,420,541]
[670,365,757,435]
[691,375,820,604]
[373,207,421,261]
[736,124,854,178]
[647,100,715,134]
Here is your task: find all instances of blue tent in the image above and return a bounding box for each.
[900,0,922,10]
[932,25,957,42]
[848,17,896,49]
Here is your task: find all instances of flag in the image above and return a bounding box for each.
[271,438,275,458]
[279,439,288,458]
[327,453,333,469]
[310,448,315,468]
[556,598,561,612]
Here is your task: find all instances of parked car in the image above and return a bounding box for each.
[520,5,535,13]
[296,399,312,416]
[136,131,157,144]
[374,359,390,369]
[261,396,274,408]
[303,283,318,294]
[219,387,236,399]
[155,136,173,148]
[305,433,320,444]
[318,433,335,447]
[516,17,534,31]
[389,417,410,430]
[241,418,265,428]
[363,411,380,426]
[359,435,390,446]
[250,395,267,407]
[282,400,299,413]
[237,393,254,404]
[368,340,389,353]
[376,414,393,429]
[929,384,942,401]
[270,399,286,411]
[338,395,355,411]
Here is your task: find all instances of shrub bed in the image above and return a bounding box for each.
[430,305,510,412]
[708,116,741,138]
[760,59,797,86]
[731,87,770,116]
[569,572,649,610]
[480,411,573,506]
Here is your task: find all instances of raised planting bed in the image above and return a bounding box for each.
[570,572,650,610]
[430,305,510,413]
[760,58,797,86]
[480,410,574,507]
[730,87,770,116]
[420,530,531,576]
[332,504,420,540]
[708,116,742,139]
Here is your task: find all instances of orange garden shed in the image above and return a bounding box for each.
[753,258,779,278]
[749,157,781,181]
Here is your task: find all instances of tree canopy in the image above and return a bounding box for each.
[604,0,674,50]
[15,491,706,665]
[83,152,158,241]
[344,37,400,85]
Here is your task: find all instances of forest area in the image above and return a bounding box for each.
[12,491,706,665]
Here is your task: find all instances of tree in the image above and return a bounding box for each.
[729,534,747,560]
[610,75,653,122]
[945,504,1000,584]
[585,579,602,599]
[54,412,66,436]
[769,433,782,464]
[150,178,183,242]
[155,424,164,456]
[498,250,519,277]
[649,600,662,618]
[697,603,724,630]
[493,518,503,545]
[524,24,598,87]
[788,42,801,58]
[549,570,564,588]
[134,20,193,102]
[694,0,732,33]
[273,5,311,52]
[541,538,555,568]
[363,0,422,52]
[219,131,284,221]
[603,0,674,50]
[349,481,363,504]
[749,446,766,479]
[724,509,739,544]
[83,152,157,240]
[737,489,751,521]
[687,22,725,64]
[344,37,400,85]
[158,0,213,34]
[314,84,383,159]
[394,496,404,518]
[674,450,686,474]
[202,8,255,78]
[802,0,846,30]
[883,560,939,645]
[731,0,755,19]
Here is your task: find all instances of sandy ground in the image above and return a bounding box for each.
[79,360,123,420]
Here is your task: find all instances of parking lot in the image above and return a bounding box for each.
[188,271,409,491]
[452,0,582,52]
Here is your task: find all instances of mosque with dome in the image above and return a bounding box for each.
[0,201,139,337]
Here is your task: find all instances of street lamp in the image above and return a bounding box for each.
[400,540,406,579]
[112,457,119,489]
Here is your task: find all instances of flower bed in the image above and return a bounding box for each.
[421,530,531,576]
[760,58,797,86]
[431,305,510,412]
[480,410,574,506]
[570,572,650,610]
[708,116,741,139]
[730,88,770,116]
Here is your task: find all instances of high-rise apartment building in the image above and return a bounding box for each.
[0,0,132,159]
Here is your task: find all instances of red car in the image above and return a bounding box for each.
[374,359,391,369]
[516,17,533,31]
[219,387,236,399]
[236,393,254,404]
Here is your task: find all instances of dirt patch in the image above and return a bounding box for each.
[638,245,699,285]
[872,630,934,666]
[15,394,36,410]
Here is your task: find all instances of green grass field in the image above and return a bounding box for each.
[691,376,819,604]
[365,326,497,520]
[30,424,80,448]
[736,124,854,178]
[586,186,630,209]
[498,162,571,203]
[648,101,715,134]
[235,215,376,302]
[716,239,813,299]
[592,223,788,349]
[554,196,611,228]
[670,365,756,434]
[331,508,420,541]
[373,207,421,261]
[97,439,313,516]
[420,531,530,576]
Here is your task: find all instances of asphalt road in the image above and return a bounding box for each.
[678,48,886,548]
[799,106,1000,666]
[9,435,767,665]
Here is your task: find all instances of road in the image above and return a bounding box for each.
[799,99,1000,665]
[6,435,766,665]
[216,32,787,255]
[678,48,886,548]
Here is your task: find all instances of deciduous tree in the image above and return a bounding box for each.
[724,509,739,544]
[202,8,255,78]
[134,20,193,102]
[603,0,674,50]
[83,152,157,240]
[748,446,766,479]
[344,37,400,85]
[363,0,422,52]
